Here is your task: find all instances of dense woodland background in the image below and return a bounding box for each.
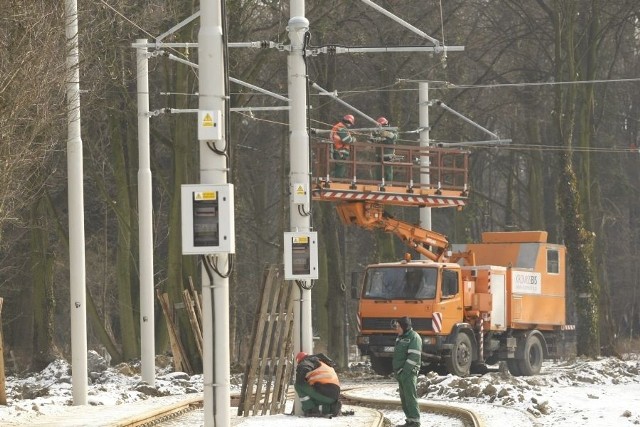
[1,0,640,372]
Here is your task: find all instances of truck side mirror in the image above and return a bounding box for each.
[350,271,361,299]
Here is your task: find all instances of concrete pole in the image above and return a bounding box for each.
[288,1,314,360]
[199,1,231,426]
[419,83,432,234]
[136,39,155,387]
[64,0,87,405]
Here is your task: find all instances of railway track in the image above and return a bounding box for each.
[341,384,481,427]
[121,382,482,427]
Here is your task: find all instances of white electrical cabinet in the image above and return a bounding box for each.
[284,232,318,280]
[181,184,235,254]
[198,110,223,141]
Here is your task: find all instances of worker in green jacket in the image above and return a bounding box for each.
[392,316,422,427]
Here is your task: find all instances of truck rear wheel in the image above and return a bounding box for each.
[445,332,472,377]
[370,356,393,376]
[518,334,544,376]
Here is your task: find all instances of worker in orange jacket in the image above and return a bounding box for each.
[294,352,342,417]
[330,114,356,178]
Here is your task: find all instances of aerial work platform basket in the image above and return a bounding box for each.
[310,139,469,208]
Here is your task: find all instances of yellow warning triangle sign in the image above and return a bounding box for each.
[296,185,305,195]
[202,113,213,127]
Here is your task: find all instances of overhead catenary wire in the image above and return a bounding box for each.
[101,0,640,157]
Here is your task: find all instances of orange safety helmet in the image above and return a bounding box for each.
[296,352,308,363]
[376,116,389,126]
[342,114,355,125]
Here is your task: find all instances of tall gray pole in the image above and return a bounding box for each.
[136,39,156,387]
[419,82,432,233]
[288,1,314,362]
[65,0,88,405]
[199,1,231,425]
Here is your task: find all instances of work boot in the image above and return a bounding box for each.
[303,408,320,417]
[396,421,420,427]
[331,400,342,416]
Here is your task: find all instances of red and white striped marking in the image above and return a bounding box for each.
[432,312,442,333]
[561,324,576,330]
[314,190,466,206]
[356,313,362,333]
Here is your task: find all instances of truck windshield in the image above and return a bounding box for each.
[363,267,437,300]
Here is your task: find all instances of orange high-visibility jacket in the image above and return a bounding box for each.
[330,122,353,150]
[305,361,340,386]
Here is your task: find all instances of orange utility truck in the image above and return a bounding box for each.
[341,202,575,377]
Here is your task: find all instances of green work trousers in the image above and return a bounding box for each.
[397,369,420,423]
[294,383,337,414]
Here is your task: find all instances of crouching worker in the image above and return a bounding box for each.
[294,352,342,417]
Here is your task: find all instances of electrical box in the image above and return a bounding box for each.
[292,182,308,205]
[284,232,318,280]
[198,110,223,141]
[181,184,235,254]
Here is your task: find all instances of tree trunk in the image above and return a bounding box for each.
[551,1,600,357]
[110,115,139,361]
[30,200,58,371]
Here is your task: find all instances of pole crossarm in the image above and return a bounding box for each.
[434,100,500,140]
[311,82,378,125]
[131,40,282,49]
[311,126,398,135]
[156,11,201,43]
[359,0,441,47]
[308,45,464,56]
[436,139,512,147]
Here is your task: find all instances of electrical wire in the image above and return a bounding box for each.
[98,0,154,39]
[204,253,235,279]
[296,279,314,291]
[200,254,217,418]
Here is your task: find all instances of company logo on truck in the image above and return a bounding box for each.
[512,271,542,294]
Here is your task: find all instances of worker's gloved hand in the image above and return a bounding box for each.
[395,368,403,379]
[380,130,393,138]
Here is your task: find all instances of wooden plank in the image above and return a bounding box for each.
[238,266,275,416]
[156,291,192,374]
[253,269,283,414]
[182,290,203,359]
[270,282,295,414]
[187,277,203,333]
[261,270,288,415]
[238,265,294,416]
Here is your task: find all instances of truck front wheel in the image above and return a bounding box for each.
[518,334,544,376]
[370,356,393,376]
[445,333,472,377]
[506,359,522,376]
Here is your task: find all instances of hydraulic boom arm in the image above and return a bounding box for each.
[335,202,449,261]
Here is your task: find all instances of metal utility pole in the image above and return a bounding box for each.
[65,0,87,405]
[419,82,432,233]
[136,39,155,387]
[199,0,231,425]
[288,0,313,364]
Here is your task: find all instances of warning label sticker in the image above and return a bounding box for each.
[202,113,214,128]
[194,191,216,201]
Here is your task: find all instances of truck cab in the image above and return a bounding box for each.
[355,260,465,375]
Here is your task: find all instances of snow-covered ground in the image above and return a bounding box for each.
[1,351,639,426]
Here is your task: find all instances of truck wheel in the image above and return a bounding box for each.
[370,356,393,376]
[445,333,472,377]
[506,359,522,376]
[518,334,544,376]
